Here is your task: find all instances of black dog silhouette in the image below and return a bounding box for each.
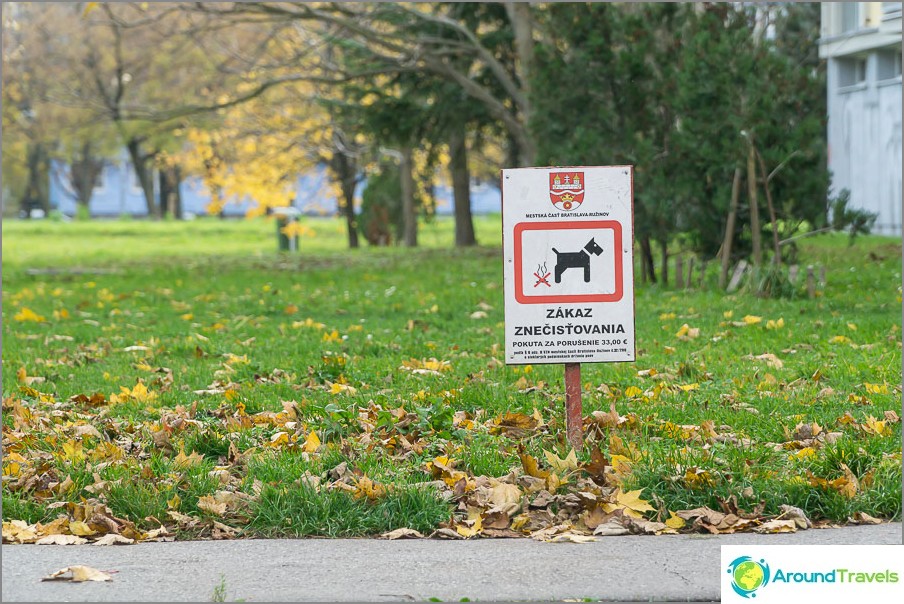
[552,238,604,283]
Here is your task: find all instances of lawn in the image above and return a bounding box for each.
[2,216,901,544]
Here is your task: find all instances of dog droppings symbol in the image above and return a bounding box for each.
[533,262,551,287]
[552,238,604,283]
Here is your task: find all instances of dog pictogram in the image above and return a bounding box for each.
[552,238,604,284]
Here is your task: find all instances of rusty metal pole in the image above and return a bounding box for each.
[564,363,583,449]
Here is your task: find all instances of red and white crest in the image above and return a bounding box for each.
[549,172,585,211]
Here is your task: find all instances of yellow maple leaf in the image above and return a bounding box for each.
[665,512,686,529]
[329,382,357,395]
[792,447,817,460]
[68,521,96,537]
[269,431,290,448]
[615,488,656,517]
[830,335,852,345]
[2,452,28,477]
[14,307,45,323]
[766,317,785,330]
[743,315,762,325]
[624,385,643,398]
[302,430,321,453]
[543,448,578,473]
[455,507,483,538]
[62,440,85,463]
[173,450,204,469]
[864,382,889,395]
[679,383,699,392]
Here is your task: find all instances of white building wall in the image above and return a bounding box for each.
[821,2,902,236]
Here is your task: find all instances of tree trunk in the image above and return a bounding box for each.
[400,146,417,247]
[754,149,782,266]
[504,1,536,166]
[70,141,104,212]
[126,138,159,219]
[159,164,183,220]
[747,145,762,267]
[21,142,50,216]
[329,150,360,249]
[640,234,656,283]
[719,167,743,289]
[659,238,669,287]
[172,165,183,219]
[449,125,476,247]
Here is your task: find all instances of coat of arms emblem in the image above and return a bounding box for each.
[549,172,584,211]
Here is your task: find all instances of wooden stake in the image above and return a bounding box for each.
[806,265,816,299]
[719,168,743,289]
[564,363,582,449]
[675,255,685,289]
[687,257,696,290]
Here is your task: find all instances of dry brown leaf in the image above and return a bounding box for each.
[92,534,135,546]
[42,566,113,582]
[2,520,37,544]
[848,512,884,525]
[777,504,812,529]
[753,519,798,534]
[381,528,425,540]
[543,531,597,543]
[35,534,87,545]
[197,496,228,517]
[592,519,631,536]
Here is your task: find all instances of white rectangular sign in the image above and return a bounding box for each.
[502,166,635,365]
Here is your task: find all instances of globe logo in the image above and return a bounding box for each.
[727,556,771,598]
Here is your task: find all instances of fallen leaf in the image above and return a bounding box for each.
[543,531,597,543]
[544,448,578,473]
[848,512,883,525]
[42,566,113,582]
[92,534,135,546]
[519,450,550,479]
[665,512,687,529]
[381,528,425,540]
[35,534,88,545]
[302,430,321,453]
[68,521,97,537]
[173,450,204,469]
[593,519,631,536]
[753,519,798,534]
[777,504,812,529]
[197,496,228,517]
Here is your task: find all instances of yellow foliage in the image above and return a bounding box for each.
[14,307,45,322]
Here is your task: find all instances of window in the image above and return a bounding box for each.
[878,49,903,80]
[841,3,861,32]
[882,3,903,20]
[838,57,867,87]
[93,165,107,194]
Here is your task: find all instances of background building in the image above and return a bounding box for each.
[49,151,502,219]
[820,2,902,236]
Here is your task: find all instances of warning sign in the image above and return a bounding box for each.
[502,166,635,365]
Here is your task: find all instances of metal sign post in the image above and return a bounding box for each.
[564,362,583,448]
[502,166,635,449]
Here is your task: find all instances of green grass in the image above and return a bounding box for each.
[2,215,901,537]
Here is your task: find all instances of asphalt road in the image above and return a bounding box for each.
[2,524,901,602]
